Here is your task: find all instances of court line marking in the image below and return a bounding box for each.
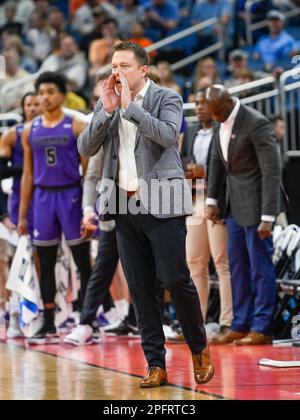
[0,340,229,400]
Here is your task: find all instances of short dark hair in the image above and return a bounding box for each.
[195,88,207,96]
[35,71,67,94]
[21,91,38,121]
[270,115,284,124]
[113,42,150,67]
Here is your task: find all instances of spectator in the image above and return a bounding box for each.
[0,1,23,37]
[0,49,34,111]
[195,57,219,86]
[2,33,38,73]
[191,0,232,49]
[118,0,144,39]
[33,0,50,14]
[143,0,179,42]
[15,1,35,26]
[88,17,121,82]
[157,61,182,94]
[253,10,297,71]
[188,57,219,102]
[128,21,157,58]
[72,0,100,36]
[26,11,52,63]
[81,5,109,50]
[72,0,118,36]
[64,82,88,113]
[225,49,268,89]
[39,35,88,91]
[48,7,68,39]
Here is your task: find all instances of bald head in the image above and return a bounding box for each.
[205,85,235,123]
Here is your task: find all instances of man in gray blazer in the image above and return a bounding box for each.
[205,85,281,346]
[78,42,214,387]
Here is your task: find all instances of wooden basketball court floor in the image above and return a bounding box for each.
[1,327,300,400]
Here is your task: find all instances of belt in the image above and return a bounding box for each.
[117,186,139,199]
[126,190,137,198]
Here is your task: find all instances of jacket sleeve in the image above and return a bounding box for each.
[251,118,281,217]
[207,133,227,201]
[77,101,113,157]
[122,90,183,149]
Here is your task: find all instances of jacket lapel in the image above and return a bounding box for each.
[108,109,120,154]
[135,81,160,150]
[227,105,246,163]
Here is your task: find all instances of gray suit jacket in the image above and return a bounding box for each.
[78,80,193,220]
[207,104,281,227]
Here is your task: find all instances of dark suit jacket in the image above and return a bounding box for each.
[181,121,227,219]
[207,104,281,227]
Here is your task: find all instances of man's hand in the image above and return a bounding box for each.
[81,211,98,240]
[205,205,220,223]
[257,221,273,240]
[17,218,28,236]
[119,71,132,110]
[2,217,16,233]
[100,75,120,114]
[185,163,205,180]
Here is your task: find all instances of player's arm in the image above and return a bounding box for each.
[0,127,22,179]
[73,117,89,176]
[17,123,34,236]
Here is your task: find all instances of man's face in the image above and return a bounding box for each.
[195,93,213,124]
[37,83,65,112]
[231,57,247,72]
[102,22,118,39]
[268,19,284,35]
[24,95,42,120]
[112,50,148,93]
[206,99,232,123]
[60,37,77,59]
[274,119,285,142]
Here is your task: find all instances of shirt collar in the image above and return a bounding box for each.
[223,98,240,126]
[134,79,151,101]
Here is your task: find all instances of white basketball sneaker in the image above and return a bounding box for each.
[7,314,23,338]
[64,325,95,346]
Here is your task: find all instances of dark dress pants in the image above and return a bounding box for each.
[80,228,119,325]
[116,212,207,369]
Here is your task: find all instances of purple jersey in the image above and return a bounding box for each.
[11,123,24,192]
[29,115,81,187]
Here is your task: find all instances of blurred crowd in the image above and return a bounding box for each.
[0,0,300,112]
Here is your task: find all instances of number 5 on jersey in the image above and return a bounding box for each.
[46,147,57,166]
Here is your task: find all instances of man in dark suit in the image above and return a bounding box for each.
[181,89,233,335]
[78,42,214,387]
[205,85,281,346]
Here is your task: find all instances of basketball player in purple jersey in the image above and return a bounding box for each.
[0,92,42,238]
[18,72,91,344]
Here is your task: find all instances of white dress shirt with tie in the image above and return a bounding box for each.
[206,98,275,222]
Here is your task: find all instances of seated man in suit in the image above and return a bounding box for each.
[205,85,281,346]
[181,88,233,336]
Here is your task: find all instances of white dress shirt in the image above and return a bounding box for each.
[206,98,275,222]
[219,98,240,163]
[118,79,151,192]
[193,127,213,166]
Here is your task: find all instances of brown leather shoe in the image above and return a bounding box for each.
[210,329,248,345]
[140,367,168,388]
[234,332,272,346]
[192,346,215,385]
